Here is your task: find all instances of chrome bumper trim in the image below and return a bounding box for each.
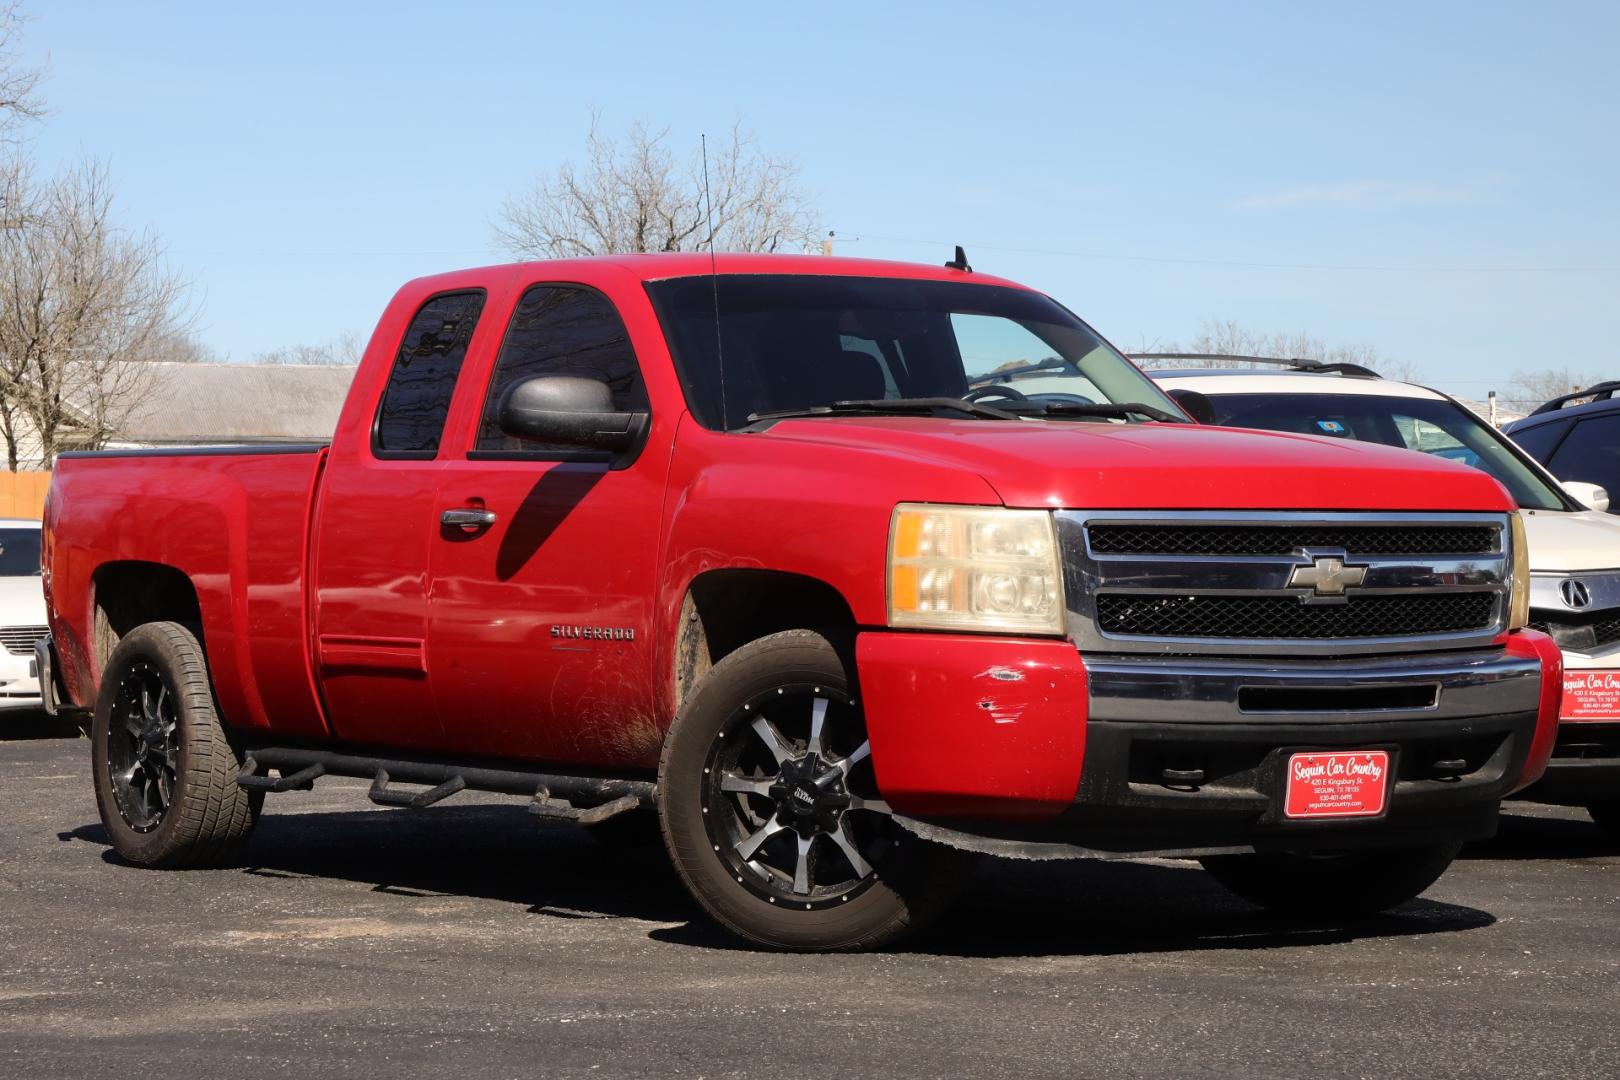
[1086,646,1542,725]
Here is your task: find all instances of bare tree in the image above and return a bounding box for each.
[1141,318,1420,383]
[0,159,189,469]
[1504,367,1607,411]
[251,330,362,365]
[0,3,41,235]
[0,3,41,142]
[494,115,820,258]
[135,327,215,364]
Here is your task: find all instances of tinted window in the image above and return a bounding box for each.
[0,527,40,576]
[374,291,486,457]
[1546,414,1620,506]
[1201,392,1569,511]
[1508,420,1569,463]
[647,275,1176,430]
[476,285,646,454]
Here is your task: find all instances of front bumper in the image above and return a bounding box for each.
[0,645,40,711]
[1520,722,1620,804]
[858,631,1559,857]
[1518,631,1620,804]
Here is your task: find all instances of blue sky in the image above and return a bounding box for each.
[19,1,1620,397]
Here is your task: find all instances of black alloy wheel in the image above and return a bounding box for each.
[106,660,180,832]
[702,682,894,909]
[91,621,261,868]
[658,629,968,951]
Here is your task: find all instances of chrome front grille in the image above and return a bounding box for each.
[1057,511,1514,657]
[1085,522,1499,557]
[0,625,47,657]
[1527,617,1620,651]
[1096,592,1498,639]
[1527,570,1620,653]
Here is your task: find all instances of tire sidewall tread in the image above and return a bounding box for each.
[91,621,260,868]
[656,629,962,951]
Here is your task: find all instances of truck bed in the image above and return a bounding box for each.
[46,445,331,738]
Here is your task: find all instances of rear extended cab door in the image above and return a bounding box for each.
[310,270,516,753]
[425,266,679,769]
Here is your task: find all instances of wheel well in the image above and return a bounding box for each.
[90,562,203,672]
[675,570,858,709]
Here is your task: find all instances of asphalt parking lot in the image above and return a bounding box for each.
[1,732,1615,1079]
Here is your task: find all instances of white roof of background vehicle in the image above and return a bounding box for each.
[0,519,39,529]
[1146,367,1620,579]
[1149,370,1449,400]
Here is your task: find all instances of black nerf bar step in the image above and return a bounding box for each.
[369,769,466,808]
[235,744,656,817]
[530,790,642,825]
[236,757,325,792]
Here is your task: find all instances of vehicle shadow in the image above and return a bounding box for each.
[651,854,1499,957]
[1,711,84,740]
[62,802,697,924]
[61,802,1499,957]
[1459,807,1618,861]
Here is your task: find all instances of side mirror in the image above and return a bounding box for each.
[496,375,648,454]
[1166,387,1216,425]
[1562,480,1611,512]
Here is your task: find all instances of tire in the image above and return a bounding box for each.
[1199,842,1461,917]
[1589,801,1620,840]
[90,622,261,867]
[657,629,966,951]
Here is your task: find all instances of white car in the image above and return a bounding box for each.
[0,518,46,711]
[1117,358,1618,833]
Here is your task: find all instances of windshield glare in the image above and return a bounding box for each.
[647,275,1177,428]
[1201,392,1570,511]
[0,527,40,576]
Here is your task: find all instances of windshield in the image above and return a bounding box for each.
[1202,392,1571,511]
[0,527,40,576]
[646,275,1178,429]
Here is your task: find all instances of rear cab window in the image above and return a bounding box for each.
[373,290,488,458]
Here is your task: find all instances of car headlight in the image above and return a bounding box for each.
[1508,511,1530,631]
[887,504,1065,635]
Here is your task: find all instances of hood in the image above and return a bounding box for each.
[0,573,46,624]
[754,417,1516,511]
[1522,508,1620,572]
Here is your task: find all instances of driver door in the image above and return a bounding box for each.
[426,283,667,768]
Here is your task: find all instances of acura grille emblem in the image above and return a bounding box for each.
[1560,579,1593,609]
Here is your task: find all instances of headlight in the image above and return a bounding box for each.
[1508,511,1530,630]
[887,504,1065,635]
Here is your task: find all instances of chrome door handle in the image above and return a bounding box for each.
[441,507,497,531]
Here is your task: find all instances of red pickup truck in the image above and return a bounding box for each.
[40,253,1561,950]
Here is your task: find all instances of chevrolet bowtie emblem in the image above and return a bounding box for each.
[1288,555,1368,597]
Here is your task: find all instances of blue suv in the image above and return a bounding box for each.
[1508,383,1620,514]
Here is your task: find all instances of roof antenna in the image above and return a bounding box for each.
[700,134,728,431]
[944,245,972,272]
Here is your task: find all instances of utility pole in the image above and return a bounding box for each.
[821,230,835,256]
[1488,391,1498,428]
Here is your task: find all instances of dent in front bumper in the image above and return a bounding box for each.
[858,631,1558,856]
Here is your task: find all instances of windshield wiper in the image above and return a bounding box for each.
[747,397,1020,424]
[1003,401,1191,424]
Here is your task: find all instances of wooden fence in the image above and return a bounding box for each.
[0,471,50,519]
